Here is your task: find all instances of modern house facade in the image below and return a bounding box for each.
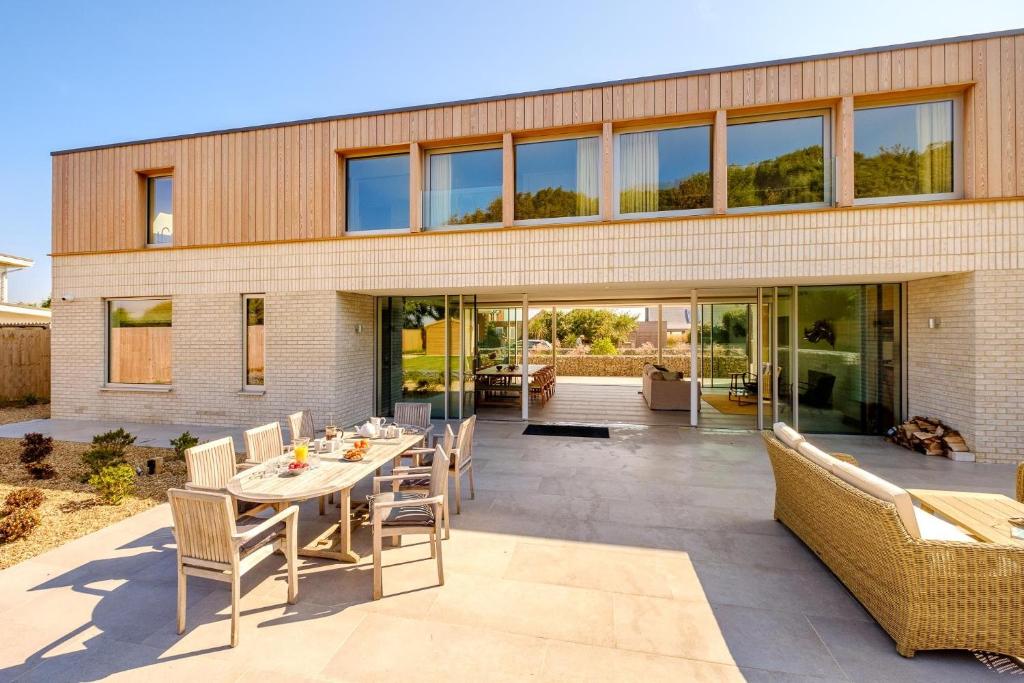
[50,30,1023,462]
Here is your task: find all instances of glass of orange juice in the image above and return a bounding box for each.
[293,438,310,464]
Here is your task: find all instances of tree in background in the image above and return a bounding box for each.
[727,145,824,207]
[529,309,638,349]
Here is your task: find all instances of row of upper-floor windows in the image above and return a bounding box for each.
[145,97,958,244]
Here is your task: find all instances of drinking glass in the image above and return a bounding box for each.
[292,437,310,464]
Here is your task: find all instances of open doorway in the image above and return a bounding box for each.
[473,302,701,426]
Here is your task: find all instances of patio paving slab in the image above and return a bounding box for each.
[0,419,1015,681]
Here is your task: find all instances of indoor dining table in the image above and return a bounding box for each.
[226,430,424,563]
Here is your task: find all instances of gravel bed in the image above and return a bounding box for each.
[0,436,183,569]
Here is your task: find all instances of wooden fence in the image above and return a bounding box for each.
[0,325,50,401]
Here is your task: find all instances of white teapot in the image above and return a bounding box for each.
[356,421,380,439]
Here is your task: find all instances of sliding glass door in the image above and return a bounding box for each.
[377,295,477,421]
[756,284,900,434]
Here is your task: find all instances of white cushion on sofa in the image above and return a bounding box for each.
[796,441,840,472]
[830,460,921,539]
[773,422,805,449]
[912,507,976,542]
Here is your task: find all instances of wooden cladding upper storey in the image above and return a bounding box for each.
[53,34,1024,254]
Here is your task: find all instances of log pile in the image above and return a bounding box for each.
[887,416,971,458]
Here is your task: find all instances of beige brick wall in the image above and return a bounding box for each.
[50,198,1023,459]
[908,269,1024,462]
[52,200,1022,297]
[51,290,375,432]
[907,274,978,450]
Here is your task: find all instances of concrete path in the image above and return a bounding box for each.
[0,422,1014,681]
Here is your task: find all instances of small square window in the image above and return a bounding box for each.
[147,175,173,245]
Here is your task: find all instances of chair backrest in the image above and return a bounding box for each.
[185,436,236,490]
[455,415,476,463]
[440,423,455,453]
[287,410,315,441]
[394,402,431,429]
[168,488,237,565]
[244,422,284,463]
[428,444,450,499]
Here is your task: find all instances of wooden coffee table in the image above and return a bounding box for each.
[907,489,1024,546]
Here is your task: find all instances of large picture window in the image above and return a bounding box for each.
[727,113,829,209]
[854,100,955,201]
[617,125,712,215]
[346,154,410,231]
[244,295,265,388]
[425,147,502,228]
[146,175,173,245]
[107,299,172,385]
[515,137,600,221]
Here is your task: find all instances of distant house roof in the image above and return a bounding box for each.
[0,302,51,321]
[0,253,33,269]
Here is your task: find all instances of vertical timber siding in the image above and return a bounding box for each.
[52,34,1024,254]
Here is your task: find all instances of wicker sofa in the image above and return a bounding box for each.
[764,424,1024,658]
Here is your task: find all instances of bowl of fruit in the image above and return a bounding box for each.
[280,460,310,477]
[344,439,370,462]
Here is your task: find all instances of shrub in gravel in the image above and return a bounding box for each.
[4,487,44,511]
[82,428,136,474]
[20,433,56,479]
[0,507,40,543]
[169,431,199,461]
[89,463,137,504]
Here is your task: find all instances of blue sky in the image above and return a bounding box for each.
[0,1,1021,303]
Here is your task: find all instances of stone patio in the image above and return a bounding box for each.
[0,420,1016,681]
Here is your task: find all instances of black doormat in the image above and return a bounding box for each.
[523,424,610,439]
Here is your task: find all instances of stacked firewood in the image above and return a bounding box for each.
[888,416,970,457]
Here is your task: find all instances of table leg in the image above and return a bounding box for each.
[298,488,362,563]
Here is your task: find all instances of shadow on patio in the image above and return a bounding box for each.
[0,422,1013,681]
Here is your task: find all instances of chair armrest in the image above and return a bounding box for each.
[832,452,860,466]
[373,472,433,494]
[232,505,299,544]
[1017,463,1024,504]
[394,466,431,474]
[184,482,226,494]
[235,462,257,472]
[372,494,443,510]
[401,447,434,455]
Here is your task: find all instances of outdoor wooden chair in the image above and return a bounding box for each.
[168,488,298,647]
[286,410,316,441]
[393,424,455,538]
[243,422,284,464]
[369,444,449,600]
[416,415,476,514]
[184,436,267,517]
[394,401,434,445]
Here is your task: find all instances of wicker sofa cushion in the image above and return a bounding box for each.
[913,507,975,542]
[796,441,840,472]
[773,422,805,449]
[831,460,922,539]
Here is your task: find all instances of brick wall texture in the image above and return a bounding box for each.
[51,199,1023,460]
[908,269,1024,462]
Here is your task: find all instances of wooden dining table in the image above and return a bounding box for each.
[475,363,549,378]
[907,489,1024,546]
[227,431,424,563]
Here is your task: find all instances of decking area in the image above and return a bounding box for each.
[478,376,757,429]
[0,419,1016,681]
